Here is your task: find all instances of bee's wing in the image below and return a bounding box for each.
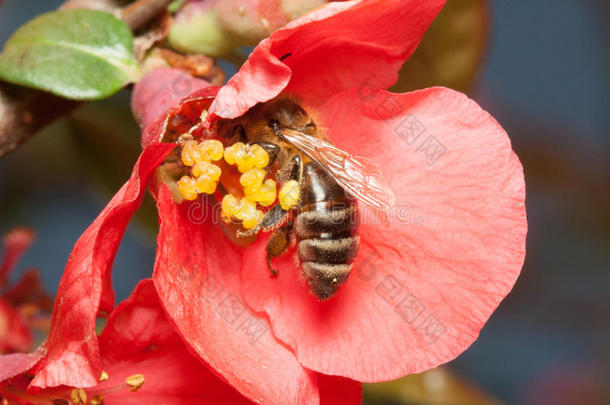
[280,128,396,222]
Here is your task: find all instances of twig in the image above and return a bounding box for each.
[119,0,175,31]
[0,0,173,158]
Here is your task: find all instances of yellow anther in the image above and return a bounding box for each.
[279,180,300,210]
[224,142,247,165]
[224,143,269,173]
[177,176,198,201]
[192,161,222,180]
[239,168,265,195]
[180,140,203,166]
[99,370,109,382]
[234,198,264,230]
[247,179,277,207]
[181,139,224,167]
[195,176,218,194]
[221,194,240,221]
[90,395,104,405]
[197,139,224,161]
[70,388,87,405]
[126,374,145,392]
[192,162,221,194]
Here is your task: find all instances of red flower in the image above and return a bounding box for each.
[0,228,52,355]
[2,279,354,404]
[5,0,527,404]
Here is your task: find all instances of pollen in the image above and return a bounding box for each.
[222,195,264,230]
[248,179,277,207]
[239,168,265,195]
[221,194,241,221]
[234,198,265,230]
[90,395,104,405]
[177,139,224,201]
[177,176,199,201]
[70,388,87,405]
[126,374,145,392]
[99,370,109,382]
[193,161,222,194]
[279,180,300,210]
[224,142,269,173]
[181,139,224,166]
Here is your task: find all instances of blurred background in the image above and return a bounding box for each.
[0,0,608,404]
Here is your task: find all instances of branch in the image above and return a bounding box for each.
[0,83,79,157]
[0,0,173,158]
[120,0,174,31]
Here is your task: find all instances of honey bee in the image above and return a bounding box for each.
[216,97,395,300]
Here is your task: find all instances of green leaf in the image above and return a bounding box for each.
[0,9,140,100]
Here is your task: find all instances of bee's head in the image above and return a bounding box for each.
[266,98,317,135]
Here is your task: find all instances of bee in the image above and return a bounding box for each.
[216,97,395,300]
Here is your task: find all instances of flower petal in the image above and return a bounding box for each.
[30,143,175,389]
[210,0,445,119]
[0,298,31,354]
[0,347,45,382]
[318,374,361,405]
[241,87,527,381]
[132,67,211,131]
[153,186,320,405]
[0,227,36,285]
[96,279,252,405]
[136,70,219,148]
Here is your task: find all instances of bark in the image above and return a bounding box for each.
[0,0,174,158]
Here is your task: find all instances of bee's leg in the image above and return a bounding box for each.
[276,152,302,184]
[237,204,292,237]
[266,222,293,277]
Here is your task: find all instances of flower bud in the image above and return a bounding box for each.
[168,0,328,56]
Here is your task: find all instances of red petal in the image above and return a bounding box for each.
[0,298,31,354]
[30,144,175,389]
[95,279,251,405]
[132,67,211,131]
[136,70,219,148]
[210,0,445,119]
[241,87,527,381]
[0,347,45,382]
[318,374,361,405]
[153,187,320,405]
[0,228,36,285]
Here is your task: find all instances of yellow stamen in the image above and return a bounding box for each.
[247,179,277,207]
[197,139,224,161]
[181,139,225,166]
[193,161,222,194]
[177,176,199,201]
[279,180,300,210]
[193,161,222,180]
[126,374,145,392]
[239,168,266,195]
[90,395,104,405]
[224,143,269,173]
[180,140,203,166]
[221,194,240,221]
[231,197,264,230]
[70,388,87,405]
[99,370,109,382]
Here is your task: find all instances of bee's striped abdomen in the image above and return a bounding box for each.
[295,162,360,300]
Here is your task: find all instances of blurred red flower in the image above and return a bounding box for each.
[0,228,51,355]
[1,0,527,404]
[2,279,353,404]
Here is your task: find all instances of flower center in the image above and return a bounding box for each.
[172,136,300,232]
